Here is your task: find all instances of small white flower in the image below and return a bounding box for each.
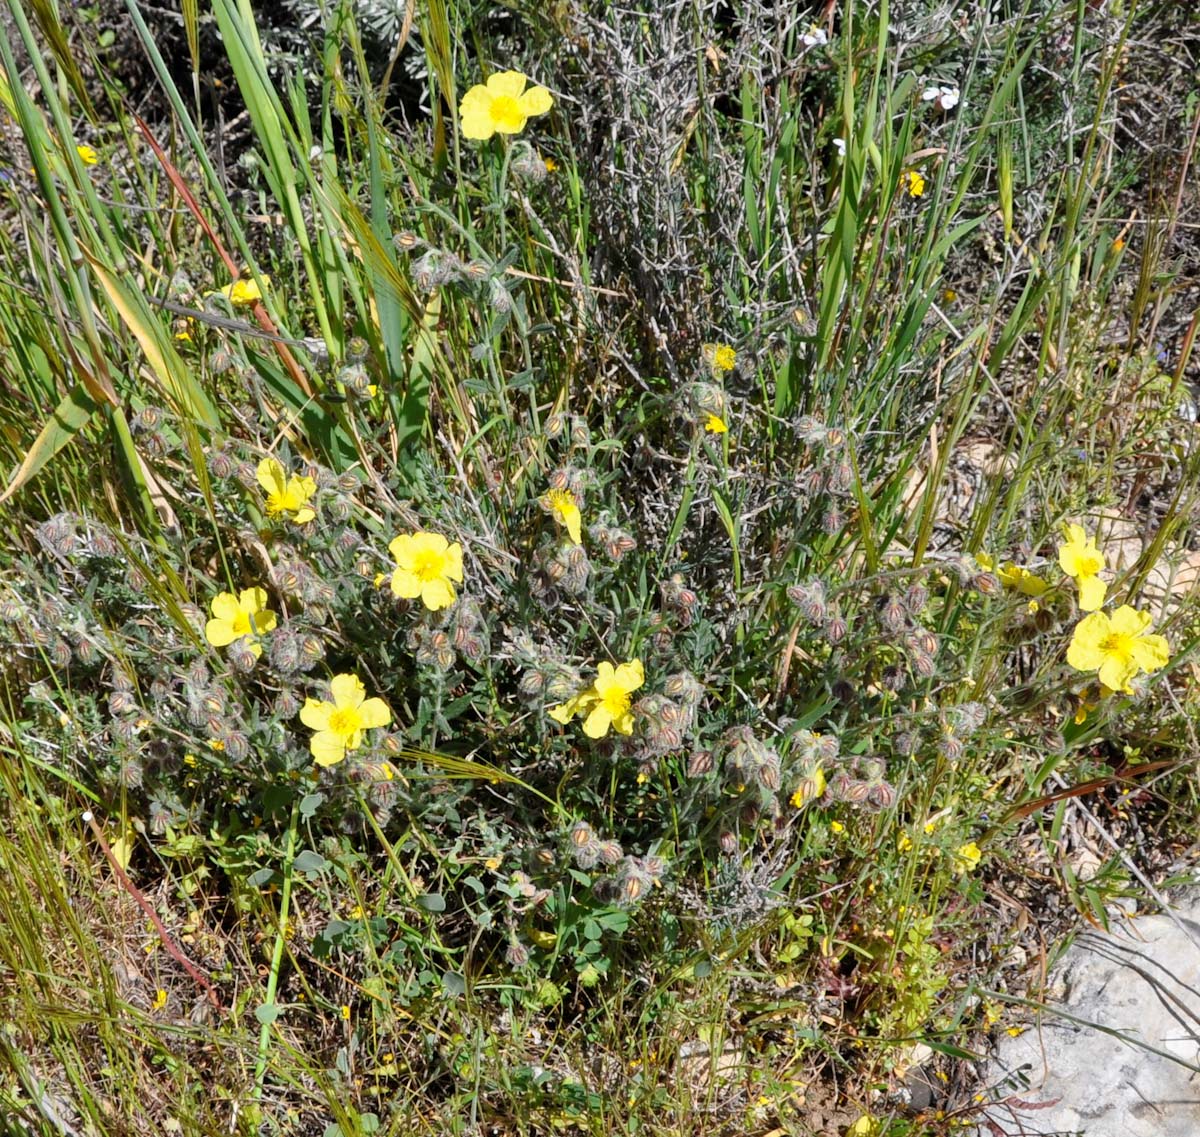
[922,84,961,112]
[833,137,846,157]
[801,25,828,48]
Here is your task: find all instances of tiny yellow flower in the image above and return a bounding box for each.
[151,988,168,1011]
[459,71,553,140]
[897,831,914,853]
[541,487,583,545]
[951,841,982,874]
[340,1004,351,1020]
[256,457,317,524]
[829,820,845,834]
[299,673,392,767]
[76,144,99,166]
[1058,523,1107,611]
[847,1115,880,1137]
[703,342,737,372]
[904,169,926,197]
[549,659,645,739]
[996,563,1049,598]
[204,587,277,658]
[704,413,728,434]
[210,275,269,307]
[1067,606,1169,694]
[789,765,826,808]
[543,156,558,173]
[484,856,502,871]
[388,531,464,611]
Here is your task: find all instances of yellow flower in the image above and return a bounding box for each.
[829,820,845,834]
[847,1115,880,1137]
[204,587,277,658]
[549,659,644,739]
[703,342,737,372]
[151,988,168,1011]
[998,563,1047,597]
[299,673,392,767]
[790,765,826,808]
[904,169,926,197]
[897,831,913,852]
[389,531,463,610]
[76,144,99,166]
[951,841,982,874]
[704,413,728,434]
[219,276,268,306]
[459,71,553,140]
[543,156,558,173]
[256,457,317,524]
[1058,523,1106,611]
[541,488,583,545]
[1066,606,1169,693]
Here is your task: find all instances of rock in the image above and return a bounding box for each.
[974,903,1200,1135]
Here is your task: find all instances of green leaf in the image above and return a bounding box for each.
[0,381,98,504]
[254,1003,282,1025]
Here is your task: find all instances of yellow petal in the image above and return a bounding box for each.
[1098,655,1137,694]
[613,659,644,692]
[389,533,416,564]
[582,703,613,739]
[357,697,392,730]
[210,592,242,623]
[293,506,316,524]
[1077,574,1106,612]
[445,541,464,582]
[421,577,456,611]
[330,673,366,709]
[1130,634,1169,673]
[256,457,286,496]
[519,85,554,116]
[391,567,421,599]
[310,730,347,767]
[239,587,269,613]
[486,70,528,99]
[204,618,237,647]
[299,698,334,731]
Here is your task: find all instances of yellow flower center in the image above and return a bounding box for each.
[489,95,525,131]
[230,611,252,636]
[328,707,362,738]
[412,548,447,582]
[1099,632,1133,662]
[600,686,631,720]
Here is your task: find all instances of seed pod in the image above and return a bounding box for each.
[973,572,1001,596]
[719,830,738,856]
[877,593,907,633]
[825,613,848,644]
[687,750,714,777]
[597,840,624,866]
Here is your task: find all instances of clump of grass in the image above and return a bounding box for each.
[1,1,1199,1133]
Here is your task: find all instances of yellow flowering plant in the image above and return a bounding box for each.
[1066,605,1169,693]
[389,531,464,610]
[950,841,982,875]
[702,342,736,373]
[540,488,583,544]
[1057,523,1106,611]
[256,458,317,523]
[203,587,277,658]
[207,275,270,307]
[704,413,728,434]
[459,71,554,140]
[904,168,926,197]
[550,659,644,739]
[299,673,392,767]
